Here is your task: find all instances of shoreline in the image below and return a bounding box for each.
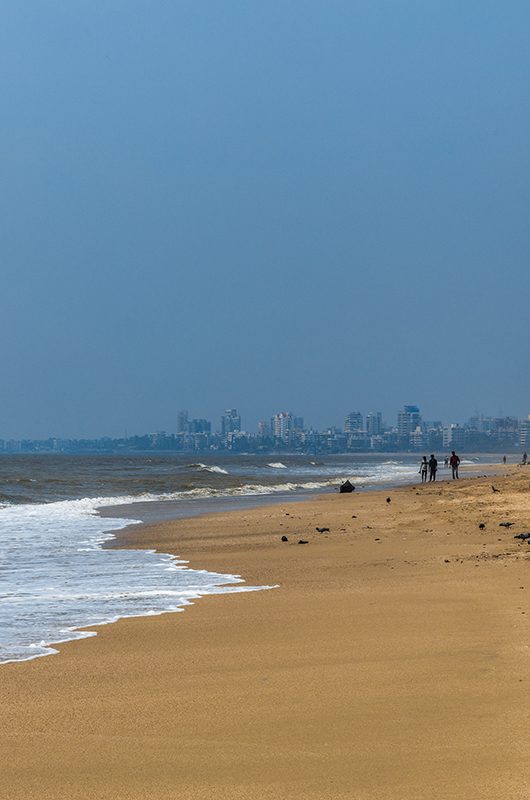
[0,461,514,668]
[2,468,530,798]
[98,458,510,530]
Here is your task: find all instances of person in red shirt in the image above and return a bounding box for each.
[449,451,460,479]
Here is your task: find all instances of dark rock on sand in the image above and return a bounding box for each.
[281,535,288,542]
[339,480,355,493]
[499,522,514,528]
[316,527,330,533]
[298,539,309,545]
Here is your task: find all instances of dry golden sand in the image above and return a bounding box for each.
[2,468,530,799]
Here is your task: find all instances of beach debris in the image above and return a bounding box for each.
[316,526,330,533]
[514,532,530,540]
[478,523,486,530]
[297,539,309,545]
[351,515,357,518]
[386,497,391,504]
[491,485,500,493]
[499,522,514,528]
[281,535,288,542]
[339,480,355,493]
[444,559,450,563]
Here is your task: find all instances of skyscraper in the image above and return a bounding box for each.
[397,405,421,437]
[366,411,383,436]
[271,412,293,443]
[344,411,364,433]
[177,410,188,434]
[221,409,241,436]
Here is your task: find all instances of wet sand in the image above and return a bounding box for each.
[2,467,530,799]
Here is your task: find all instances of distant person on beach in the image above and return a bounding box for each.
[449,451,460,479]
[444,457,449,468]
[428,454,438,482]
[419,456,428,483]
[503,455,506,465]
[523,452,528,465]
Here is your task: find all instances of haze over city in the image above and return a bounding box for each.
[2,1,529,438]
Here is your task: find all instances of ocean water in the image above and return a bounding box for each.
[0,452,485,664]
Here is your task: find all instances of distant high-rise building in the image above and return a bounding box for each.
[272,412,293,442]
[344,411,364,433]
[221,408,241,436]
[397,405,421,437]
[520,415,530,449]
[257,420,270,438]
[366,411,383,436]
[177,410,188,433]
[443,424,465,449]
[188,418,211,434]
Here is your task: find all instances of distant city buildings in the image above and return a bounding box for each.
[2,405,528,455]
[397,405,421,439]
[366,411,383,436]
[271,412,294,444]
[520,416,530,449]
[344,412,363,433]
[221,409,241,437]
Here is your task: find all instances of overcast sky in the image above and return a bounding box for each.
[1,1,529,437]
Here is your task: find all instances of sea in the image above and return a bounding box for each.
[0,452,488,665]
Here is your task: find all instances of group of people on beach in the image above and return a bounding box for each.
[419,451,460,483]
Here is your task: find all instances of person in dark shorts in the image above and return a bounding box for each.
[419,456,428,483]
[428,454,438,482]
[449,450,460,479]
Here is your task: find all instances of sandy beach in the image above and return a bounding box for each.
[2,467,530,799]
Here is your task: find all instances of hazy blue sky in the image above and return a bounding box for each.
[2,1,529,437]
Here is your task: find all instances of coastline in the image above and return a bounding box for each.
[2,467,530,798]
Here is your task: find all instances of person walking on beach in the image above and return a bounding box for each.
[503,455,507,465]
[428,454,438,482]
[449,450,460,479]
[523,452,528,465]
[419,456,428,483]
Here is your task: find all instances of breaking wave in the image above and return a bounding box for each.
[189,463,229,474]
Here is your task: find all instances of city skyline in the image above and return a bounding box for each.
[2,403,528,454]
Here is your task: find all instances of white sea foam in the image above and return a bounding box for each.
[0,497,271,664]
[193,463,229,474]
[0,457,426,665]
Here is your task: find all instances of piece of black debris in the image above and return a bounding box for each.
[499,522,514,527]
[514,533,530,540]
[386,497,391,504]
[339,479,355,493]
[492,485,500,493]
[316,527,330,533]
[478,523,486,529]
[281,535,288,542]
[298,539,309,545]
